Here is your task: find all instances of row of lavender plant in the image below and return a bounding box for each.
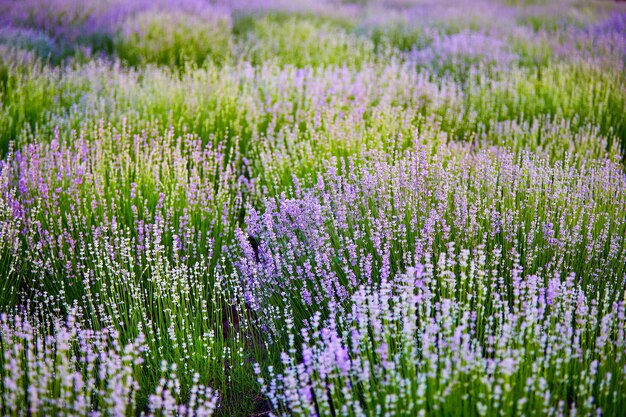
[257,257,626,416]
[1,57,623,166]
[237,143,626,324]
[0,306,219,416]
[0,124,263,414]
[2,0,623,70]
[240,140,626,414]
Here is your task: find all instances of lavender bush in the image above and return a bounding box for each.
[258,260,626,416]
[0,307,220,416]
[236,145,626,329]
[1,0,625,415]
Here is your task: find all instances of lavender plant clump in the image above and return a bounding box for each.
[0,0,625,416]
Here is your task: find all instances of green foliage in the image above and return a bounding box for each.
[366,23,435,52]
[237,14,375,68]
[115,10,233,68]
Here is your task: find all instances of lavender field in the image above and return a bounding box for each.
[0,0,626,415]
